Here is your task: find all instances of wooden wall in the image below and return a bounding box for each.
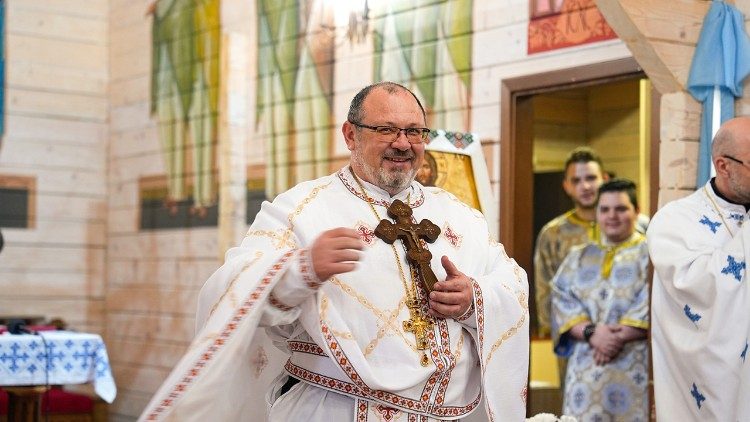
[532,79,641,184]
[0,1,108,333]
[588,79,640,182]
[106,0,251,420]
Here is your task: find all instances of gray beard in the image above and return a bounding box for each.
[728,173,750,203]
[352,150,416,195]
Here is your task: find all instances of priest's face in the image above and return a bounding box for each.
[597,191,638,243]
[563,161,606,210]
[344,88,426,195]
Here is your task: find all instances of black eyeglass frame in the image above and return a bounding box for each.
[349,120,431,143]
[723,154,750,167]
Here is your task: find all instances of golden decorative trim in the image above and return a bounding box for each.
[246,229,297,249]
[485,291,529,367]
[206,251,264,319]
[619,318,649,330]
[287,181,332,230]
[556,314,590,338]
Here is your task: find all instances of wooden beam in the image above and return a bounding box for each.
[597,0,710,93]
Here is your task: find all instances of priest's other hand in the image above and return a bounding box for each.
[428,256,473,319]
[589,324,624,365]
[310,228,365,281]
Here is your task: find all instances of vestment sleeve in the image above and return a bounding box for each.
[469,225,529,420]
[619,244,650,329]
[534,226,555,336]
[551,248,589,358]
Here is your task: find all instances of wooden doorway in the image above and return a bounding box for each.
[500,57,661,415]
[500,57,660,301]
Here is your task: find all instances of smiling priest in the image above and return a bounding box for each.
[139,82,529,421]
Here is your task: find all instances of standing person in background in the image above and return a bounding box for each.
[648,116,750,420]
[552,179,650,421]
[535,147,607,339]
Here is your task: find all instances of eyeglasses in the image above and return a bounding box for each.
[723,155,750,168]
[349,121,430,144]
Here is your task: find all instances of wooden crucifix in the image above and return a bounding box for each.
[374,199,441,292]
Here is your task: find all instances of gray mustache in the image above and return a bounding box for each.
[383,151,414,159]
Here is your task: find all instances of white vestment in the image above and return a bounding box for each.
[648,181,750,420]
[139,168,529,421]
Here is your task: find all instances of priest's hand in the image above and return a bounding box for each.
[428,256,473,319]
[310,228,365,281]
[589,324,624,365]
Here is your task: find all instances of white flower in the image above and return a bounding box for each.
[525,414,579,422]
[526,414,558,422]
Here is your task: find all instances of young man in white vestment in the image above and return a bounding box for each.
[551,179,649,421]
[648,116,750,420]
[139,82,529,421]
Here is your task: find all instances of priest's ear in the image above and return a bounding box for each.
[342,121,357,151]
[714,155,732,178]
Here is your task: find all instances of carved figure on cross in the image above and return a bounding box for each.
[374,199,441,292]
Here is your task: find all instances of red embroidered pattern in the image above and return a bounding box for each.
[442,223,462,249]
[268,292,293,312]
[298,248,323,289]
[337,168,425,209]
[455,301,475,322]
[375,404,400,421]
[287,328,481,417]
[287,340,328,356]
[144,251,295,421]
[355,222,376,245]
[357,399,368,422]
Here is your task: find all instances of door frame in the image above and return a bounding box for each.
[498,57,660,271]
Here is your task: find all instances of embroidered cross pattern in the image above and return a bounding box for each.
[690,383,706,409]
[0,343,30,372]
[742,341,748,363]
[443,224,462,249]
[355,223,376,245]
[721,255,746,281]
[684,304,701,326]
[699,215,721,233]
[375,199,441,292]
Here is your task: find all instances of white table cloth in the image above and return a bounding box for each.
[0,331,116,402]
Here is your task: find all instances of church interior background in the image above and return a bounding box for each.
[0,0,747,419]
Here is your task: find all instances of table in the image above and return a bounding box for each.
[0,331,116,421]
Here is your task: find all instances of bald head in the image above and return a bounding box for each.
[712,116,750,159]
[712,116,750,203]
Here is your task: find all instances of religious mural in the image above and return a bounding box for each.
[373,0,472,130]
[256,0,335,196]
[144,0,221,226]
[528,0,616,54]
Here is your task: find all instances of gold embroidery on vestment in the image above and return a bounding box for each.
[329,277,418,353]
[206,251,264,319]
[246,229,297,250]
[484,291,528,369]
[287,181,332,230]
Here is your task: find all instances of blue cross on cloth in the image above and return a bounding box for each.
[0,331,116,403]
[699,215,721,233]
[691,383,706,409]
[689,1,750,185]
[721,255,746,281]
